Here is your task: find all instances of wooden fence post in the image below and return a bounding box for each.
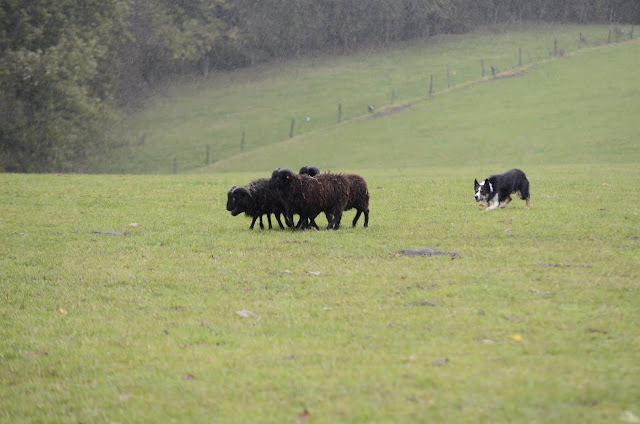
[608,29,611,43]
[241,131,245,152]
[289,119,295,138]
[337,104,342,123]
[481,59,485,78]
[429,74,433,97]
[519,47,522,66]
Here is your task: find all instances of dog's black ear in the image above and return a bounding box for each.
[484,178,491,192]
[474,179,479,188]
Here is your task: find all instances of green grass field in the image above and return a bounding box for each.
[2,24,640,423]
[1,165,639,423]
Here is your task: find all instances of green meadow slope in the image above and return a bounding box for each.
[205,39,640,173]
[97,24,637,174]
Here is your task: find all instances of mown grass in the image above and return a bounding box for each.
[1,164,639,423]
[94,23,629,174]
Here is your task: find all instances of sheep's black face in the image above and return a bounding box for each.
[226,187,238,211]
[226,187,251,216]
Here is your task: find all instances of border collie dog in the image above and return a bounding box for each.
[474,168,530,211]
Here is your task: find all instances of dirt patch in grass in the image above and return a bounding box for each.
[369,103,414,119]
[490,67,530,80]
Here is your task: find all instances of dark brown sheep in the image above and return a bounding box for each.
[343,174,370,227]
[299,167,369,228]
[269,168,350,230]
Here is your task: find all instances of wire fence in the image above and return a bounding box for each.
[165,26,634,174]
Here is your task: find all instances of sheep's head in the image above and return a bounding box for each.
[226,186,237,211]
[270,168,295,190]
[226,186,251,215]
[299,165,320,177]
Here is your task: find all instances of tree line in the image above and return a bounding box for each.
[1,0,638,172]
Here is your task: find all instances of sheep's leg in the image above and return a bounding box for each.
[353,209,370,227]
[326,211,342,230]
[266,214,273,229]
[331,212,343,230]
[283,211,295,230]
[259,215,265,229]
[249,216,258,230]
[274,213,285,229]
[308,214,320,230]
[282,214,293,228]
[291,213,307,231]
[352,210,362,227]
[325,212,333,227]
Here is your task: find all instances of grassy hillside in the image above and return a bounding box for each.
[95,24,634,174]
[206,39,640,173]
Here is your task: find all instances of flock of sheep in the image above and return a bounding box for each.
[226,166,369,230]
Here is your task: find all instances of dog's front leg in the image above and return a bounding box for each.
[485,195,500,211]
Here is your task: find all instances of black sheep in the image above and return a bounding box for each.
[298,165,324,228]
[299,165,320,177]
[270,168,350,230]
[226,179,287,230]
[343,174,370,227]
[299,167,370,228]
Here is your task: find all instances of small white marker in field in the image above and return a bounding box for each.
[236,310,257,318]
